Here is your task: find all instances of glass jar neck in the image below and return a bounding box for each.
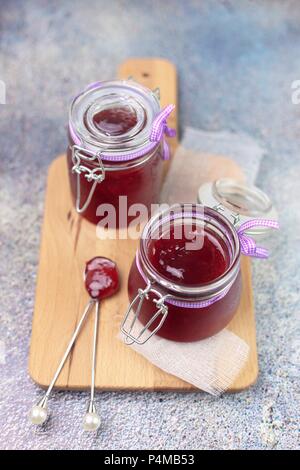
[69,79,160,159]
[138,204,241,300]
[213,179,273,217]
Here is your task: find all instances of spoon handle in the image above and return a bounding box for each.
[29,299,95,425]
[46,299,95,398]
[90,300,100,403]
[82,301,101,431]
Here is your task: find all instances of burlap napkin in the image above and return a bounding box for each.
[126,328,249,395]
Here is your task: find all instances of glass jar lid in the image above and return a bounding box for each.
[69,79,160,158]
[198,178,278,238]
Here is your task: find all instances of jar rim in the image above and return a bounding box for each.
[69,79,160,160]
[139,203,241,298]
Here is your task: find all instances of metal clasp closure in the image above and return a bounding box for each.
[121,282,169,345]
[213,203,240,227]
[71,145,105,214]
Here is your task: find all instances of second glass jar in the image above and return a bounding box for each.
[124,204,242,343]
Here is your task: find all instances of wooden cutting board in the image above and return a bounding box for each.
[29,58,258,392]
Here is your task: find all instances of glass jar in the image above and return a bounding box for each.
[198,178,278,239]
[122,204,242,343]
[67,80,175,227]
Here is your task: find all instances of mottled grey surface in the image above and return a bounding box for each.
[0,0,299,450]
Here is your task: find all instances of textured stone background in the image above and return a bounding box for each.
[0,0,299,450]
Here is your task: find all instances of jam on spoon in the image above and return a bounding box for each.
[85,256,119,300]
[29,257,119,432]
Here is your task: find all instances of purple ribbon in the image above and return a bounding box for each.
[150,104,176,160]
[135,252,232,309]
[71,81,102,105]
[237,219,279,258]
[84,81,102,92]
[69,83,176,162]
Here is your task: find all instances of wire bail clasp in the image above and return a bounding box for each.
[213,203,241,227]
[71,145,105,214]
[121,282,169,345]
[212,203,279,258]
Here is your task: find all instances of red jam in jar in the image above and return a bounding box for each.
[126,204,242,342]
[147,224,230,285]
[92,106,138,135]
[67,80,173,227]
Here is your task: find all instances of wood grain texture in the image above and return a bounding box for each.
[29,58,258,392]
[118,58,178,176]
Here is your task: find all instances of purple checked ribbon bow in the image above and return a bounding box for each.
[237,219,279,259]
[150,104,176,160]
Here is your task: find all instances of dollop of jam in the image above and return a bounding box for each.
[148,224,230,286]
[92,106,137,136]
[85,257,119,300]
